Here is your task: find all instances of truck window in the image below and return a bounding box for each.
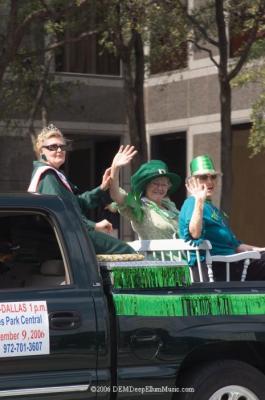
[0,213,70,289]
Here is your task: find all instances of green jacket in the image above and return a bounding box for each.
[31,161,108,231]
[30,161,135,255]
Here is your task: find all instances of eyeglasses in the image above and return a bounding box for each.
[197,174,217,181]
[150,182,171,189]
[42,144,67,152]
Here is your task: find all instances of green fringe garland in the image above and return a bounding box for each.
[113,293,265,317]
[111,266,191,288]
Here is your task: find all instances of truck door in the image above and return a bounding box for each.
[0,209,97,399]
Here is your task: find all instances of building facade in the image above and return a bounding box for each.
[145,48,265,245]
[1,0,264,244]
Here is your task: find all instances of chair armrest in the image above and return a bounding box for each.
[211,251,261,263]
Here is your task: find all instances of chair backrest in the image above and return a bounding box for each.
[40,259,65,276]
[128,239,212,282]
[26,259,65,287]
[128,238,211,250]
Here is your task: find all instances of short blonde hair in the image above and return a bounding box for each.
[34,124,65,157]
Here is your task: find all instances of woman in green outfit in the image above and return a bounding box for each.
[110,145,181,241]
[28,125,135,255]
[109,146,190,286]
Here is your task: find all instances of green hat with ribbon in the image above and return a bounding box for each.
[190,155,219,176]
[124,160,181,223]
[131,160,181,196]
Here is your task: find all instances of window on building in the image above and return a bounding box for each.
[149,2,188,74]
[229,2,265,58]
[55,32,120,75]
[52,0,120,76]
[229,4,249,58]
[150,38,187,75]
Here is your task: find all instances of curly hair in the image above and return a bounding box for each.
[34,124,65,157]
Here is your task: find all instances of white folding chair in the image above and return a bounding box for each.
[128,240,261,282]
[128,239,212,283]
[205,250,261,282]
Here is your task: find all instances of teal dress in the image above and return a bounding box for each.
[30,161,134,255]
[179,196,241,263]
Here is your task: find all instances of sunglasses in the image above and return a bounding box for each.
[197,174,217,181]
[42,144,68,152]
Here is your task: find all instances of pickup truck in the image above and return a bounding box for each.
[0,193,265,400]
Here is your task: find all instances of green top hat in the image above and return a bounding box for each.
[190,155,219,176]
[131,160,181,196]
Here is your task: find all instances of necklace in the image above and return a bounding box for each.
[141,197,179,220]
[206,200,228,226]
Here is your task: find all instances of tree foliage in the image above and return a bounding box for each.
[1,0,265,197]
[96,0,189,167]
[149,1,188,74]
[0,0,91,138]
[0,0,153,166]
[173,0,265,213]
[96,0,155,167]
[233,33,265,156]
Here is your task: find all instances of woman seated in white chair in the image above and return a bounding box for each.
[179,154,265,281]
[109,146,182,242]
[108,146,190,286]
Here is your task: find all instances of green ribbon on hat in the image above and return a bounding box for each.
[125,191,144,222]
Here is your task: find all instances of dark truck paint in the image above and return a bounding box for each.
[0,193,265,400]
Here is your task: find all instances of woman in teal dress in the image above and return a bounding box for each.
[28,125,135,255]
[179,154,265,281]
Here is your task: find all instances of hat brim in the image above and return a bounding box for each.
[138,172,181,195]
[192,169,222,176]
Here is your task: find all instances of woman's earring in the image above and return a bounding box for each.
[41,154,47,161]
